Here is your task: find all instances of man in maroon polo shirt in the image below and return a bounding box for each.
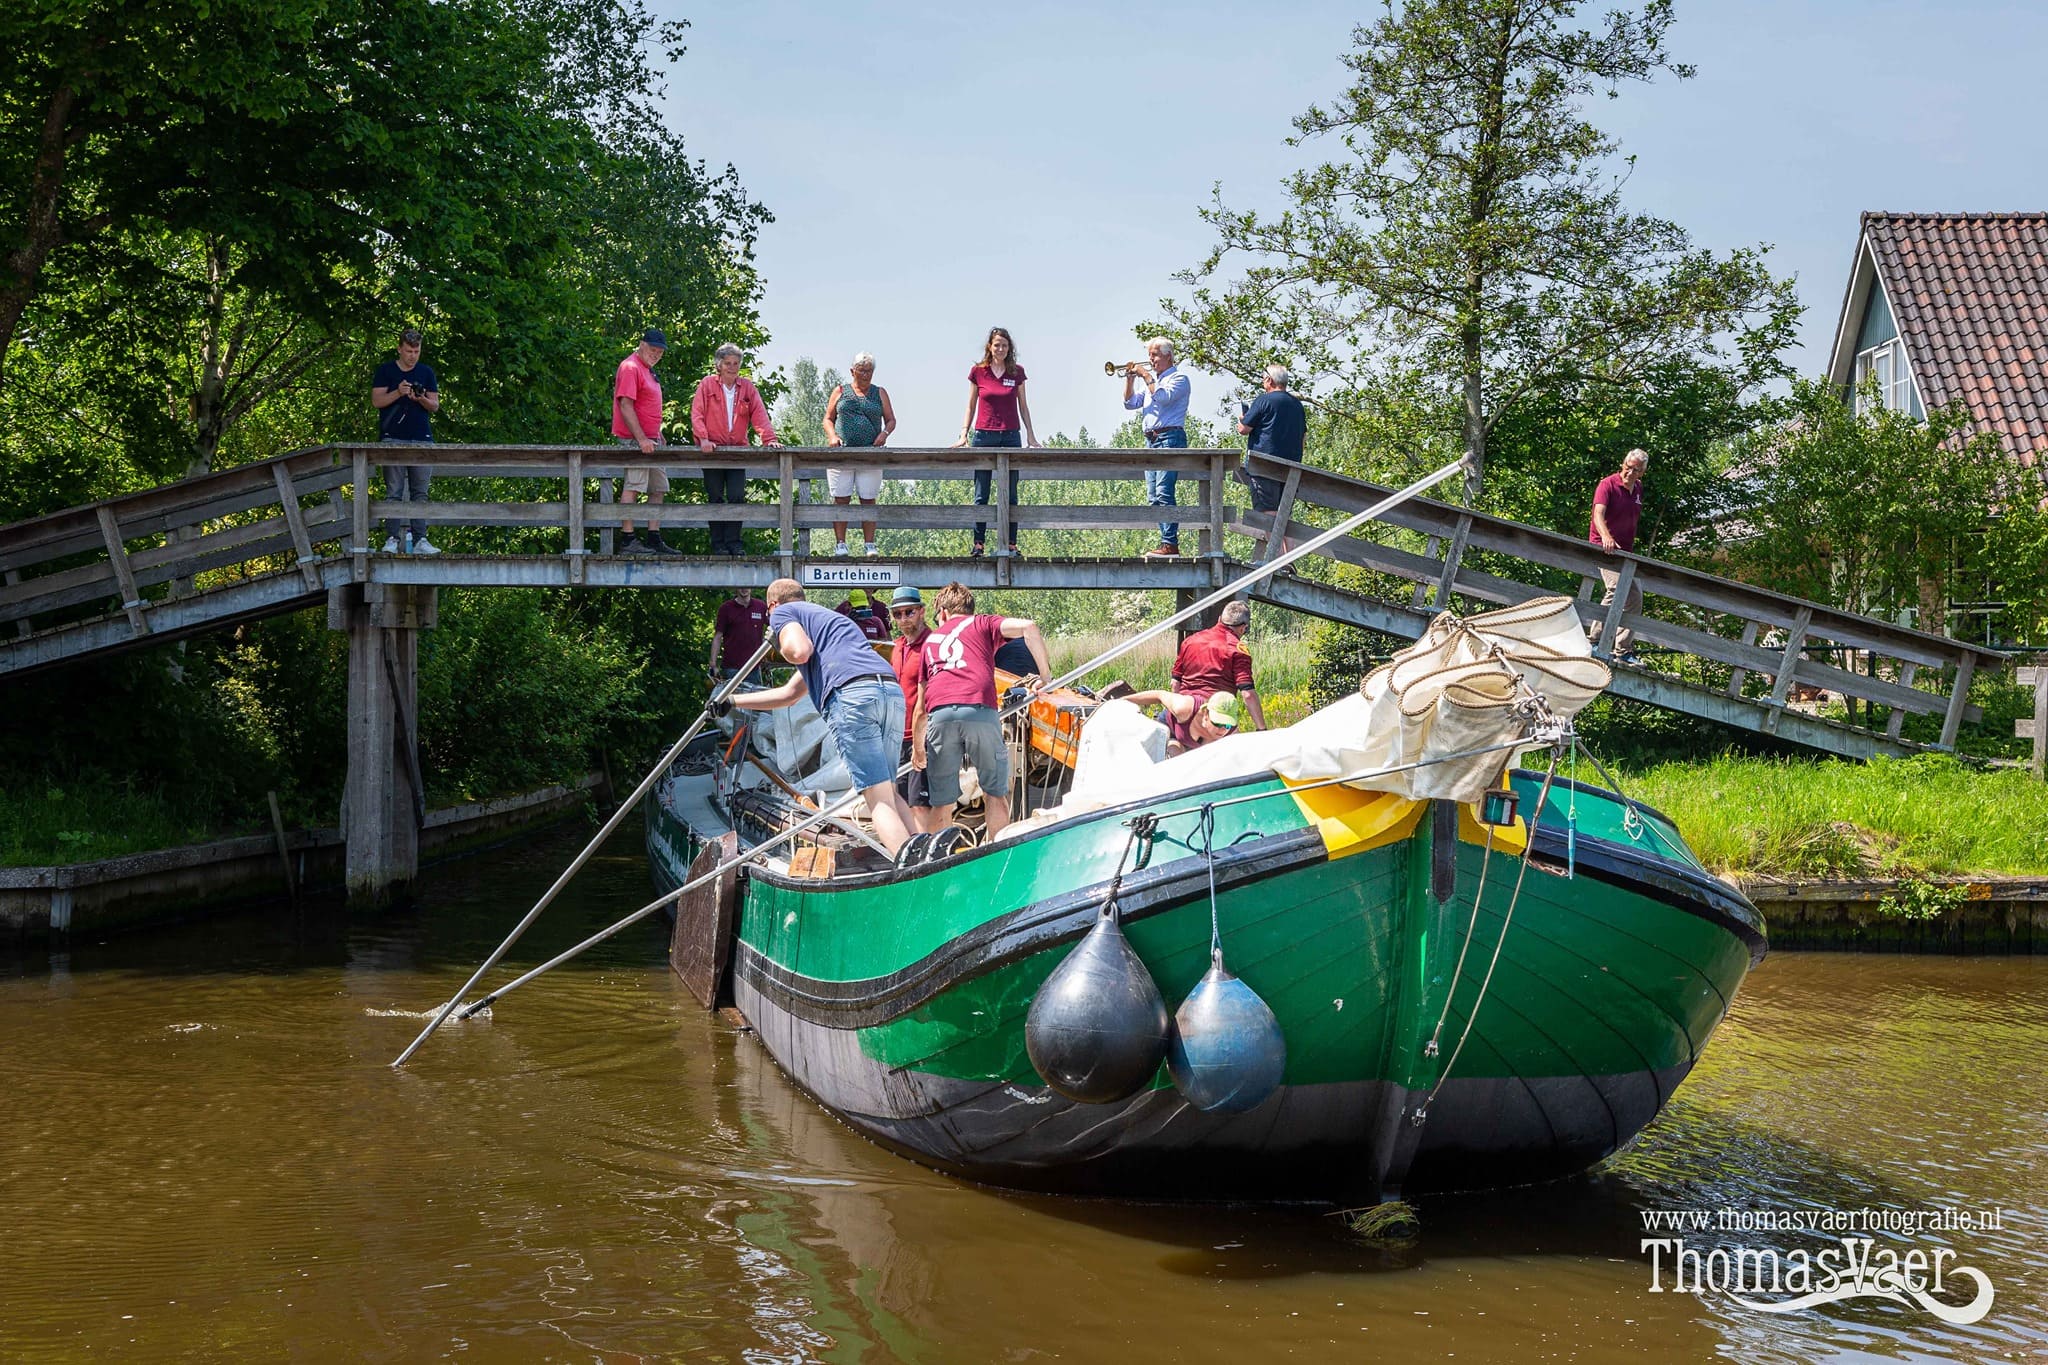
[1586,448,1648,661]
[1172,599,1266,730]
[710,586,770,685]
[887,586,938,835]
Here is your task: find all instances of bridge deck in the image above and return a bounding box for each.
[0,443,2006,760]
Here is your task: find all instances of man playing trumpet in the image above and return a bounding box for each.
[1119,337,1191,558]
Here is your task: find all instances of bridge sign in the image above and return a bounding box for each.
[801,562,900,590]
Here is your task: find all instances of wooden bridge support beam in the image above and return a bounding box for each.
[329,583,437,910]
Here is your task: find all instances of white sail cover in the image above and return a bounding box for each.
[1044,595,1610,822]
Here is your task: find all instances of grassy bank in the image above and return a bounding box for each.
[1626,754,2048,882]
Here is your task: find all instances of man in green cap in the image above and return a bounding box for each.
[1123,687,1242,757]
[835,588,890,642]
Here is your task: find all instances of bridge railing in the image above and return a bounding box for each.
[1240,454,2004,749]
[0,442,2009,752]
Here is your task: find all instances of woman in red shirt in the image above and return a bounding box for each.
[948,327,1040,557]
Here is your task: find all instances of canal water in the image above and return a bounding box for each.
[2,819,2043,1363]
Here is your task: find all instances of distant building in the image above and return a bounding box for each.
[1827,211,2048,462]
[1826,212,2048,644]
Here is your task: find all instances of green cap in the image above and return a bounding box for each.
[1202,692,1242,731]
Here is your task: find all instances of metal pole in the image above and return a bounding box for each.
[390,633,777,1067]
[1039,455,1470,695]
[455,776,875,1018]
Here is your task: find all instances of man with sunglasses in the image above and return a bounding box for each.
[887,586,939,834]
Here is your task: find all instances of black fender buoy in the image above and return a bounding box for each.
[893,832,933,868]
[1025,901,1170,1103]
[922,823,977,863]
[1166,949,1286,1113]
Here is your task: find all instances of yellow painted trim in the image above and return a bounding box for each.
[1284,782,1424,860]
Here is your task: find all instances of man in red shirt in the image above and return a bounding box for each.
[690,343,778,557]
[1586,448,1648,661]
[1172,599,1266,730]
[915,581,1049,837]
[613,329,676,555]
[710,585,770,685]
[886,586,938,834]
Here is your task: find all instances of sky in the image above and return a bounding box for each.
[653,0,2048,447]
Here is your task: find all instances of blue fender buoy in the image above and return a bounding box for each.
[1025,901,1171,1104]
[1166,949,1286,1113]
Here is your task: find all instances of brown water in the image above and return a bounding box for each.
[3,821,2044,1364]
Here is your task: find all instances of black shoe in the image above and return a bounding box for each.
[647,534,682,556]
[970,544,986,558]
[619,535,651,555]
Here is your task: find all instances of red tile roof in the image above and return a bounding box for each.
[1864,211,2048,463]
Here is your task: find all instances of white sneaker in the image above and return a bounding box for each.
[413,538,440,555]
[864,541,880,556]
[381,537,400,553]
[833,541,850,557]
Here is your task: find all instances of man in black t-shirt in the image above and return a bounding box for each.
[370,327,442,553]
[1238,364,1307,556]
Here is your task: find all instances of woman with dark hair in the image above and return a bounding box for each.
[948,326,1039,556]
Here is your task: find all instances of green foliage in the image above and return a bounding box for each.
[1627,754,2048,880]
[1877,879,1968,923]
[774,356,844,448]
[1724,379,2014,630]
[1158,0,1797,497]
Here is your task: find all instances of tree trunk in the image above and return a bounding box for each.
[1462,330,1486,504]
[0,80,81,382]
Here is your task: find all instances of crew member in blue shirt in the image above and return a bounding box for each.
[1122,336,1191,558]
[725,578,917,855]
[1239,364,1308,557]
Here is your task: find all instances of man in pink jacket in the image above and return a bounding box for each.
[691,343,779,557]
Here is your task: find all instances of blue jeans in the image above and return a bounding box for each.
[971,428,1022,548]
[824,677,906,791]
[1145,428,1186,547]
[381,439,434,543]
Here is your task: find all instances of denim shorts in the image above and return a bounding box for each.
[925,704,1010,807]
[824,677,906,791]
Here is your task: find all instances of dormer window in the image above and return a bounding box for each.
[1854,337,1914,415]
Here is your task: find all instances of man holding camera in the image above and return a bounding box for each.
[370,327,442,553]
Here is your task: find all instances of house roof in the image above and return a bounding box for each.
[1830,212,2048,462]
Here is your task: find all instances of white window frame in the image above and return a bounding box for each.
[1854,337,1914,416]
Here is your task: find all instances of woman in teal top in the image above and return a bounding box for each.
[824,352,897,556]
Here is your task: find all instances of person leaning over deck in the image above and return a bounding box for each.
[1173,599,1266,730]
[710,584,770,686]
[1123,336,1191,558]
[948,326,1039,557]
[1123,688,1241,757]
[1585,447,1649,663]
[914,582,1049,838]
[692,343,779,557]
[835,589,891,642]
[724,579,917,855]
[613,328,677,555]
[371,327,442,554]
[824,352,896,557]
[1238,364,1307,556]
[887,586,939,835]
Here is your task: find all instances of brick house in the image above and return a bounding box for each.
[1826,211,2048,641]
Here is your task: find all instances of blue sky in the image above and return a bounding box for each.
[656,0,2048,446]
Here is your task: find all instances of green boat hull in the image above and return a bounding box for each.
[652,766,1764,1202]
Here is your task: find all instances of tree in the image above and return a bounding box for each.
[1159,0,1796,502]
[773,357,843,447]
[1725,380,2011,634]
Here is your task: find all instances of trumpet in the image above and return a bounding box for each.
[1104,359,1153,379]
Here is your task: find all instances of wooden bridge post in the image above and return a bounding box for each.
[778,451,796,578]
[1937,652,1977,752]
[329,582,438,910]
[566,453,587,586]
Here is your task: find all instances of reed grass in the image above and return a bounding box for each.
[0,779,248,867]
[1625,754,2048,881]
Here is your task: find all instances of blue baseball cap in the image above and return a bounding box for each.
[890,586,922,606]
[642,328,667,348]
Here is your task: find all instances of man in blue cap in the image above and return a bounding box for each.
[613,328,677,554]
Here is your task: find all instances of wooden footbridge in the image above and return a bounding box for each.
[0,443,2004,903]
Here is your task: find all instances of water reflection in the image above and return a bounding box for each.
[0,821,2042,1362]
